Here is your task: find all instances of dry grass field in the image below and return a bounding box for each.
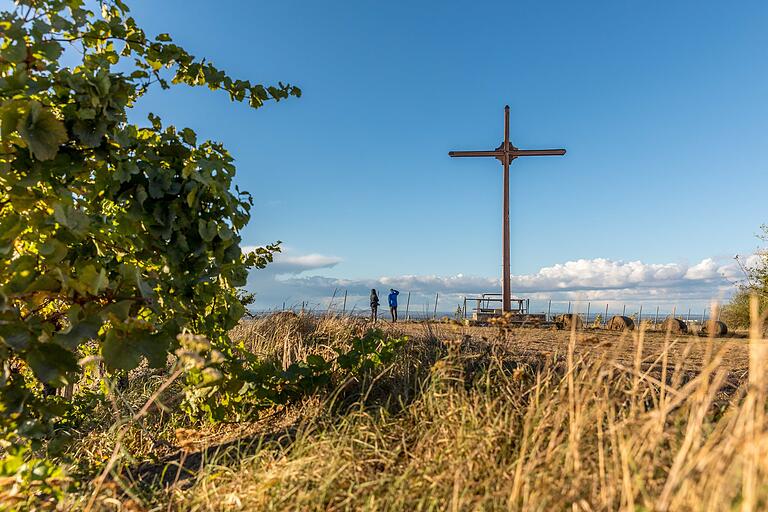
[387,320,751,374]
[50,310,768,511]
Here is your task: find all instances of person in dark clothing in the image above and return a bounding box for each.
[370,289,380,323]
[388,288,400,322]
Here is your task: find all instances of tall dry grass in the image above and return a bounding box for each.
[60,305,768,511]
[230,311,366,369]
[127,301,766,512]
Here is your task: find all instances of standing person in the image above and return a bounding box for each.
[388,288,400,322]
[370,289,380,323]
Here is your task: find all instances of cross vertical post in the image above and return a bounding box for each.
[449,105,566,313]
[502,106,511,312]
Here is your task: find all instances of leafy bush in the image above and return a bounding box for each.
[0,444,67,509]
[0,0,297,444]
[177,328,408,422]
[723,225,768,328]
[0,7,413,505]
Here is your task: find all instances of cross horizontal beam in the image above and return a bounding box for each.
[512,149,566,157]
[448,149,566,158]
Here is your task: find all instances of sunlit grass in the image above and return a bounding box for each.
[60,304,768,511]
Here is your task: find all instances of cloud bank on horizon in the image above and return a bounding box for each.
[244,247,755,312]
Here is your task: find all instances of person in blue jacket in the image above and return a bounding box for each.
[388,288,400,322]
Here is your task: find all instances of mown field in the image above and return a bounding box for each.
[39,313,768,511]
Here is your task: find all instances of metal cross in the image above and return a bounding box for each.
[449,105,566,313]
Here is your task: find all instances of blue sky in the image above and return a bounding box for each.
[123,0,767,311]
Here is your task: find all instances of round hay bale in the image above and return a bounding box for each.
[700,320,728,337]
[661,317,688,334]
[606,315,635,331]
[555,313,583,330]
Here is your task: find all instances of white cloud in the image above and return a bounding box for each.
[513,258,686,291]
[245,252,744,310]
[272,253,342,274]
[684,258,719,280]
[243,246,342,275]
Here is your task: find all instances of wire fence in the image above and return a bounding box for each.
[257,290,723,329]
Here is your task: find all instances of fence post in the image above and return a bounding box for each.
[405,292,411,321]
[638,304,643,327]
[567,301,571,315]
[655,306,659,326]
[604,303,609,327]
[433,293,439,319]
[586,302,591,328]
[329,288,338,313]
[342,290,347,316]
[463,297,467,320]
[622,304,626,316]
[546,299,551,321]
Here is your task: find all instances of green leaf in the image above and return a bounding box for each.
[23,273,61,293]
[306,354,325,365]
[38,238,68,263]
[72,119,107,147]
[76,108,96,120]
[198,219,217,242]
[101,300,134,322]
[5,255,37,293]
[0,99,27,139]
[0,324,32,351]
[0,212,24,249]
[54,318,100,350]
[26,343,78,385]
[17,101,68,161]
[180,127,196,146]
[186,187,197,207]
[102,329,142,371]
[1,41,26,63]
[53,203,90,235]
[336,353,354,370]
[142,332,172,368]
[217,223,233,241]
[115,160,139,183]
[306,354,329,372]
[39,40,63,61]
[79,265,108,295]
[102,329,169,370]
